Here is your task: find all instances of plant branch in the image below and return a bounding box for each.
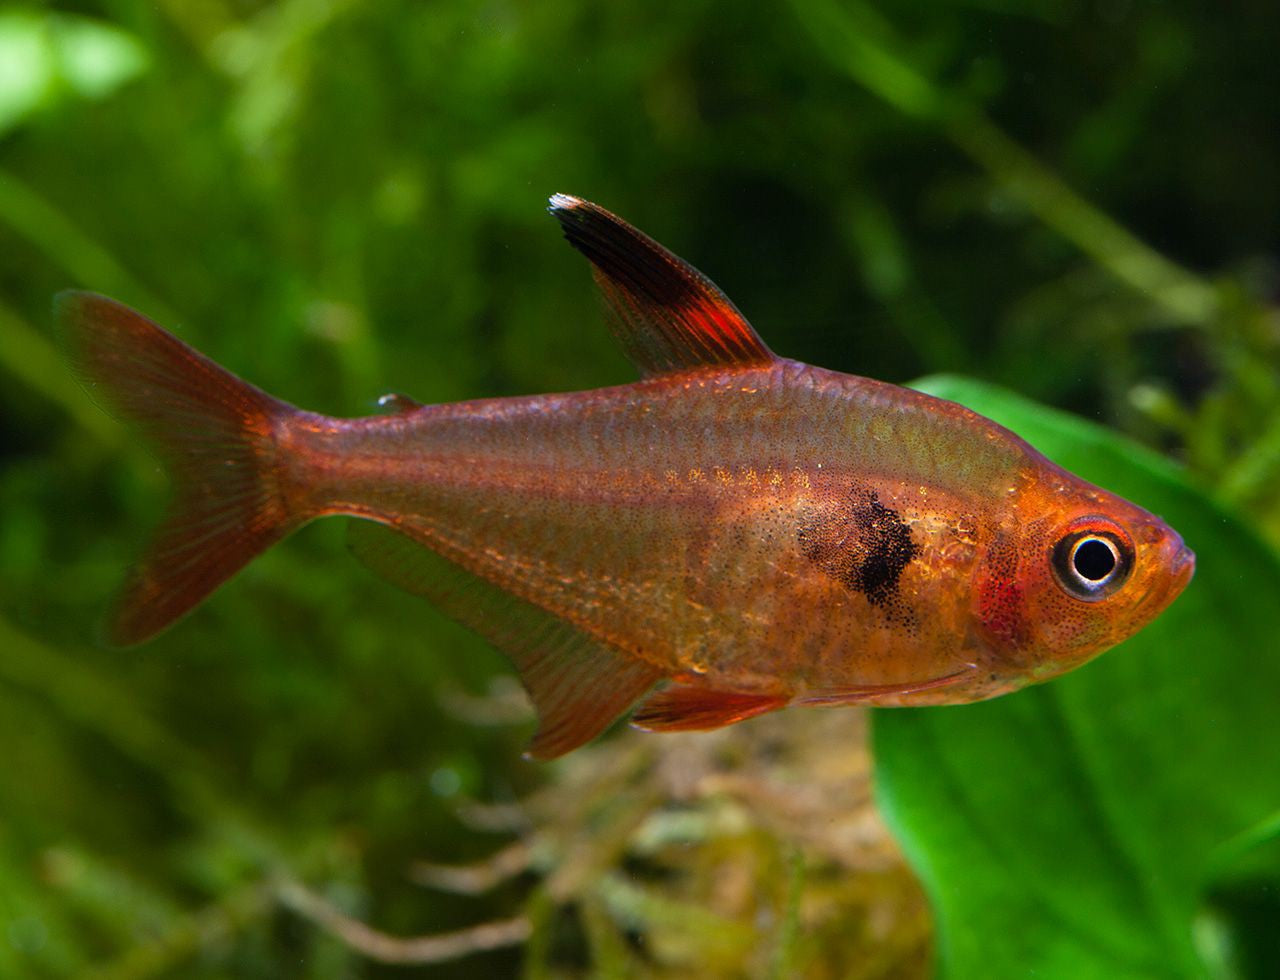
[275,879,530,965]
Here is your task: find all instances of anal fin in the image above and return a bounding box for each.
[347,519,662,759]
[630,683,788,733]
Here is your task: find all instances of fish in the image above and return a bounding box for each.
[55,194,1195,758]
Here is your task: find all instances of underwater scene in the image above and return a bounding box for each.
[1,2,1278,977]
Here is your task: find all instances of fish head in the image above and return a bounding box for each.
[971,462,1195,684]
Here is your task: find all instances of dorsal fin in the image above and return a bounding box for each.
[548,194,775,378]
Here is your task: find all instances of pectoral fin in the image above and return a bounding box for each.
[630,683,789,733]
[796,666,975,706]
[347,519,661,759]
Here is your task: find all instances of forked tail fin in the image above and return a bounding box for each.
[56,291,304,645]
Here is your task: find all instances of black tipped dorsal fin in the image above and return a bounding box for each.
[549,194,775,378]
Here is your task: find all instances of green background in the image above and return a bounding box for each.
[1,1,1278,977]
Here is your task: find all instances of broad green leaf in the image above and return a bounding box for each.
[874,376,1280,978]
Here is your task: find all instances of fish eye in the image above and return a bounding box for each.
[1051,519,1134,602]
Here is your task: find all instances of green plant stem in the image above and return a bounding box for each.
[0,298,120,445]
[1217,410,1280,504]
[946,113,1217,325]
[767,848,806,979]
[790,0,1220,326]
[1207,809,1280,877]
[0,167,174,319]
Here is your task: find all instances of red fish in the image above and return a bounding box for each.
[57,195,1194,758]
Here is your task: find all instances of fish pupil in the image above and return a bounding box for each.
[1050,522,1133,601]
[1073,538,1117,582]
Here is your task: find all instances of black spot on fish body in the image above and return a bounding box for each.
[797,487,919,610]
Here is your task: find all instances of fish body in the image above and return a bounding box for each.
[57,195,1194,757]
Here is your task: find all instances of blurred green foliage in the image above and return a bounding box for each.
[1,0,1278,977]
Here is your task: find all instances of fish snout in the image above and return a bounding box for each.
[1138,517,1194,585]
[1171,542,1196,589]
[1129,519,1194,614]
[1146,525,1194,607]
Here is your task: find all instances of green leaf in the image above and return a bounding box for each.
[874,375,1280,979]
[0,11,148,135]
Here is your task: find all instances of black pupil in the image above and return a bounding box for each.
[1073,538,1117,581]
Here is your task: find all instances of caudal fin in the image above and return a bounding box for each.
[56,291,303,645]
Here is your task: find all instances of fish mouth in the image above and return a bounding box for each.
[1171,544,1196,592]
[1145,541,1195,613]
[1173,544,1195,576]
